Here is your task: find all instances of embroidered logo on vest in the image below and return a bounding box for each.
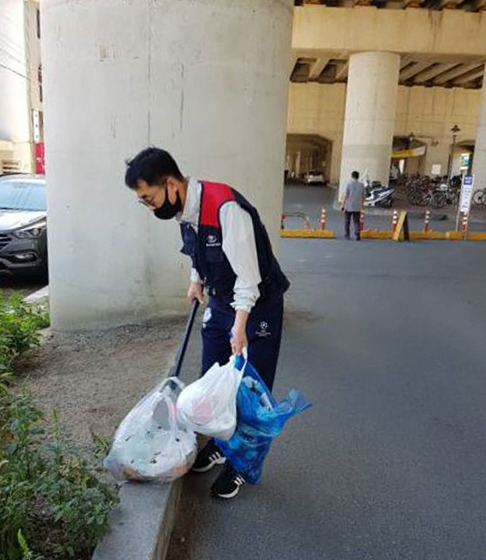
[206,234,221,248]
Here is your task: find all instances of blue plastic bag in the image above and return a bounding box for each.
[215,357,312,484]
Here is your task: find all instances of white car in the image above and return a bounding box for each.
[303,170,325,185]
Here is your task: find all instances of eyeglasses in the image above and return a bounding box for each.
[137,181,167,209]
[138,197,155,208]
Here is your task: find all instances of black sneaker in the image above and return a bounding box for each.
[210,464,246,499]
[191,441,226,473]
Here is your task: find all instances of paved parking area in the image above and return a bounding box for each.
[282,184,486,234]
[167,187,486,560]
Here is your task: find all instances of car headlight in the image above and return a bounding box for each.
[13,221,47,239]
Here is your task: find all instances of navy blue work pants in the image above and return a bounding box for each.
[345,211,361,238]
[201,294,284,392]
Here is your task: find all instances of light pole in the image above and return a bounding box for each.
[448,124,461,179]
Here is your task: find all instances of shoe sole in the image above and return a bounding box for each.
[211,486,241,499]
[191,456,226,473]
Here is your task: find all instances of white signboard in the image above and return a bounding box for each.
[431,164,442,176]
[459,175,474,214]
[32,109,41,143]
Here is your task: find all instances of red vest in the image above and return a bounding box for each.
[180,181,289,305]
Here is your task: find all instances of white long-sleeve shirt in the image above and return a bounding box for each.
[178,178,261,313]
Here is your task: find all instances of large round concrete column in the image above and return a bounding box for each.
[472,67,486,190]
[41,0,293,331]
[339,52,400,195]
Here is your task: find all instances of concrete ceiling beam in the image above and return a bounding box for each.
[308,58,330,79]
[402,0,426,7]
[452,66,484,85]
[400,54,414,69]
[400,61,434,81]
[413,62,458,82]
[437,0,464,8]
[335,61,349,81]
[293,8,486,58]
[289,54,299,79]
[433,62,484,83]
[469,0,486,9]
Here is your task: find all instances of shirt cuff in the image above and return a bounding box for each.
[231,302,254,313]
[190,268,202,284]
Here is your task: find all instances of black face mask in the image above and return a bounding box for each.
[153,191,182,220]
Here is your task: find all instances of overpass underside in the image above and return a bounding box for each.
[288,6,486,191]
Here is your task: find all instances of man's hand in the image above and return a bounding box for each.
[231,310,249,356]
[187,282,204,304]
[231,325,248,356]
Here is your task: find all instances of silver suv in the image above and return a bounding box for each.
[0,174,47,278]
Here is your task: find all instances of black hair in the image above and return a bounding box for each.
[124,147,184,189]
[351,171,359,179]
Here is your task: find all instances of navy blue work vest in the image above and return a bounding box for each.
[180,181,289,307]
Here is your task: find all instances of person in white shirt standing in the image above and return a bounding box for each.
[341,170,365,241]
[124,147,290,499]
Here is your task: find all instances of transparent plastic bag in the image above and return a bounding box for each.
[216,358,312,484]
[104,377,197,482]
[177,356,243,440]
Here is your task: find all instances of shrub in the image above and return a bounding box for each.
[0,292,118,560]
[0,293,49,385]
[0,390,118,560]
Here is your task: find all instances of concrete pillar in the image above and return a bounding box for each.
[472,68,486,190]
[41,0,293,331]
[330,135,342,185]
[339,52,400,195]
[295,151,302,177]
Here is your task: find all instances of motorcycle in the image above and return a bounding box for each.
[364,181,395,208]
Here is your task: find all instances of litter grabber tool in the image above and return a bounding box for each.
[169,299,199,379]
[104,300,200,482]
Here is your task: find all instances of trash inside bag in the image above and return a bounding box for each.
[104,377,197,482]
[177,356,243,440]
[215,358,312,484]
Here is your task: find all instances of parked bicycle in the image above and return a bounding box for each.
[430,181,460,209]
[406,175,462,208]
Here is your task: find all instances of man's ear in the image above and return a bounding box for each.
[165,177,179,203]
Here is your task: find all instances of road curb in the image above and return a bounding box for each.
[24,285,49,307]
[280,229,486,241]
[280,229,335,238]
[92,479,181,560]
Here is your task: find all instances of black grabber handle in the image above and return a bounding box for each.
[170,299,200,379]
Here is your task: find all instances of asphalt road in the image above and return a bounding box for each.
[167,188,486,560]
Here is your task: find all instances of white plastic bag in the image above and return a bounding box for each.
[104,377,197,482]
[176,356,243,440]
